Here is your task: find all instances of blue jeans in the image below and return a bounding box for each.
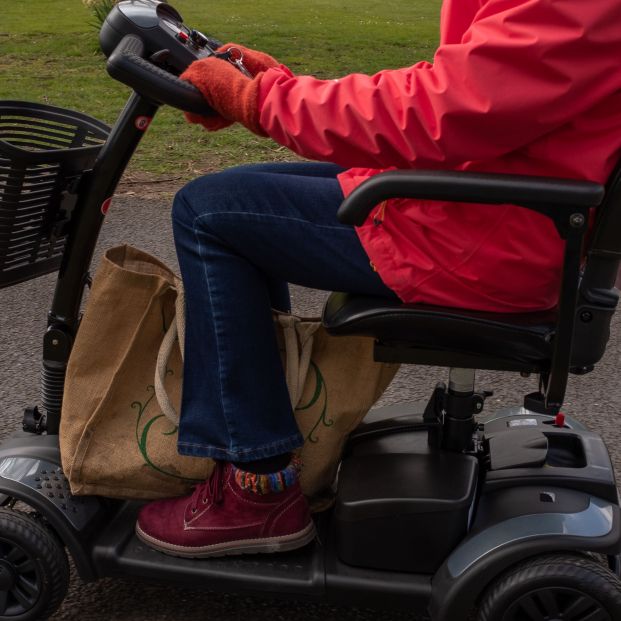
[172,162,396,461]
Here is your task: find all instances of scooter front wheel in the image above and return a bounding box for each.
[478,553,621,621]
[0,508,69,621]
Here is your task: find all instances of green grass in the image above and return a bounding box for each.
[0,0,440,178]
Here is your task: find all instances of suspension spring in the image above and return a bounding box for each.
[41,362,66,434]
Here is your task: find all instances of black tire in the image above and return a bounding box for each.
[478,553,621,621]
[0,508,69,620]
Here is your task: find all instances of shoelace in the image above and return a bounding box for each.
[189,461,225,514]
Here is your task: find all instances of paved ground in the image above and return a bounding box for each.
[1,193,620,620]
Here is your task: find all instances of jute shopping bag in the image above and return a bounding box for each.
[60,246,213,499]
[61,245,398,501]
[275,314,398,499]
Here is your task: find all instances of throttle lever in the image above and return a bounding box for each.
[150,49,172,64]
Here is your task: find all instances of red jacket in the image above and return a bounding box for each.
[257,0,621,312]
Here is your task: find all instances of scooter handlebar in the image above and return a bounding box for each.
[106,34,216,115]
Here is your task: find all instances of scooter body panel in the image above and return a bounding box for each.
[0,405,617,621]
[430,487,621,621]
[0,432,112,581]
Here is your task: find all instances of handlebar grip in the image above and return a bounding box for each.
[106,34,216,115]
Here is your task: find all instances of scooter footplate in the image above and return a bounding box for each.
[91,502,326,596]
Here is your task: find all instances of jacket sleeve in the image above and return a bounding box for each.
[258,0,621,170]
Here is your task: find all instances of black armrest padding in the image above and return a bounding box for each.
[337,170,605,226]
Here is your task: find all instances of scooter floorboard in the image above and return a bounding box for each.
[92,501,325,596]
[90,500,432,611]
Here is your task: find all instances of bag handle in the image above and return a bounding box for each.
[155,277,185,425]
[155,280,318,425]
[276,314,318,408]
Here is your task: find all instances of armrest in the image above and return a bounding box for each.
[336,169,607,412]
[337,170,605,226]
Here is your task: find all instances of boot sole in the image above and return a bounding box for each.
[135,520,316,559]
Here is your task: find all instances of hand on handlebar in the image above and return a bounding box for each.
[181,54,269,136]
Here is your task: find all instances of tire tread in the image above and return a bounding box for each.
[478,553,621,621]
[0,508,69,621]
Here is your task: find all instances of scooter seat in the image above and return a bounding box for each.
[322,292,557,372]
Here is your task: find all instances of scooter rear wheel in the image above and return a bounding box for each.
[0,508,69,621]
[477,553,621,621]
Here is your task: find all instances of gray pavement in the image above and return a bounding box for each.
[1,194,620,619]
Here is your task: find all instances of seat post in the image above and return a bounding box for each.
[448,368,475,393]
[442,368,480,452]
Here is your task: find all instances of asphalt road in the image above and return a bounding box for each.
[1,193,620,620]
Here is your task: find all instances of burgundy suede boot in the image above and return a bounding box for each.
[136,461,315,558]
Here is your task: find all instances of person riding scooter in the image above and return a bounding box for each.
[135,0,621,557]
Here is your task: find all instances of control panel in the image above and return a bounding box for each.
[100,0,221,74]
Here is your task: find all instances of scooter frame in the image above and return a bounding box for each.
[1,2,621,618]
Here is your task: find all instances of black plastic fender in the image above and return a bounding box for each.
[0,432,114,581]
[429,486,621,621]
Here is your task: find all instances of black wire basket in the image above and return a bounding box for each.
[0,101,110,289]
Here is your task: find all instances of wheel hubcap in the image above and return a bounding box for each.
[0,539,40,616]
[504,587,611,621]
[0,562,15,591]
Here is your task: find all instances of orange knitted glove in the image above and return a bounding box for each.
[215,43,280,77]
[184,112,233,132]
[181,56,266,136]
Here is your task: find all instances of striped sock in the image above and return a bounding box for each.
[233,456,301,494]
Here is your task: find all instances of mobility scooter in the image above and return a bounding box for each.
[0,1,620,619]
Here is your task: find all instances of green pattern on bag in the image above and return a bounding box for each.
[295,361,334,443]
[131,383,198,481]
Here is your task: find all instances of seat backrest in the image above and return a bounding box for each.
[583,160,621,287]
[570,161,621,371]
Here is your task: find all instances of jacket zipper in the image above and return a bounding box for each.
[370,201,389,271]
[373,201,388,226]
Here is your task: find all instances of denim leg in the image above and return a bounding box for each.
[172,162,396,461]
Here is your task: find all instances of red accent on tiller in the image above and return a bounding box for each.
[554,412,566,428]
[134,116,152,131]
[101,197,112,215]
